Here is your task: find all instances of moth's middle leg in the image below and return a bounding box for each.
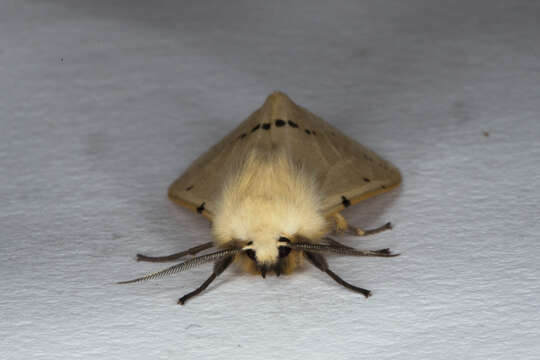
[328,212,392,237]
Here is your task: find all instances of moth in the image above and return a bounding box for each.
[119,92,401,305]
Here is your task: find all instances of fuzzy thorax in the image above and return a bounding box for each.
[212,149,329,265]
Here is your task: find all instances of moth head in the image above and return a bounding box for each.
[241,236,292,278]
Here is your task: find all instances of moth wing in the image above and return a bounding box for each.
[252,92,402,216]
[168,92,401,220]
[316,140,402,216]
[168,105,272,220]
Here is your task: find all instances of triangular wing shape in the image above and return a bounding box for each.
[168,92,401,220]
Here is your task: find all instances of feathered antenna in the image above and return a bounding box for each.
[117,248,241,284]
[290,241,399,257]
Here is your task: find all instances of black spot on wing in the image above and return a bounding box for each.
[305,129,311,135]
[288,120,299,128]
[196,202,206,214]
[275,119,286,127]
[239,133,247,139]
[185,185,194,191]
[363,177,371,182]
[252,124,261,132]
[262,123,271,130]
[341,196,351,208]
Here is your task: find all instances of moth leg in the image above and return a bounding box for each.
[178,255,233,305]
[304,251,371,298]
[321,238,399,257]
[136,242,214,262]
[328,212,349,235]
[340,212,392,236]
[329,213,391,236]
[349,222,392,236]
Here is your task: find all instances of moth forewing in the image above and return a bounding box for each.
[121,91,401,304]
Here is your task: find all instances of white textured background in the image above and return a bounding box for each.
[1,1,539,359]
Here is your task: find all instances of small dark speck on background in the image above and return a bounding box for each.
[185,324,203,330]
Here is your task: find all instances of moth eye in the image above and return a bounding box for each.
[245,249,256,261]
[278,246,291,258]
[278,237,291,243]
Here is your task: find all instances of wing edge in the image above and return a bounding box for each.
[323,172,402,216]
[167,184,214,221]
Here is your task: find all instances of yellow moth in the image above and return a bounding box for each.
[119,92,401,305]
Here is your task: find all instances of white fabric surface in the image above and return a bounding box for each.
[1,1,539,359]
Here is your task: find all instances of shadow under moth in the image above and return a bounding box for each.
[119,91,401,305]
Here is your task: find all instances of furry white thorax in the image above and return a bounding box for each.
[212,149,328,264]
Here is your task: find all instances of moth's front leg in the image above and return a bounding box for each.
[329,212,392,236]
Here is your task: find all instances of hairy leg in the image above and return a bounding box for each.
[304,251,371,298]
[178,255,233,305]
